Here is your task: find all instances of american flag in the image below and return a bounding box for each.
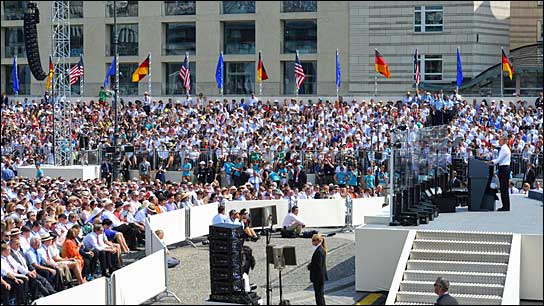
[294,51,305,90]
[179,54,191,93]
[413,49,420,86]
[69,55,84,85]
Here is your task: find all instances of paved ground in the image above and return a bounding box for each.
[150,229,377,305]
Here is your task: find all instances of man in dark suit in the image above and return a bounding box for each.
[434,277,458,305]
[449,171,462,188]
[523,162,536,189]
[101,158,112,186]
[294,164,307,190]
[308,234,328,305]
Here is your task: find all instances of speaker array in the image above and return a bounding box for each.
[24,3,48,81]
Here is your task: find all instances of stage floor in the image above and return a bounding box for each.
[363,195,543,235]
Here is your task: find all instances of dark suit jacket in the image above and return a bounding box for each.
[309,245,328,284]
[450,177,462,188]
[523,168,536,188]
[101,162,112,177]
[435,293,458,305]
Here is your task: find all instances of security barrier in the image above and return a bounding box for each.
[32,197,386,304]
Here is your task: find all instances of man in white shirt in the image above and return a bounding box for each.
[101,200,139,250]
[212,205,229,225]
[82,224,119,277]
[282,206,306,234]
[489,136,511,211]
[1,243,30,305]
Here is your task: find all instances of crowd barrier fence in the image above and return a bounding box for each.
[31,197,385,305]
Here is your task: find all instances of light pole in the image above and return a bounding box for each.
[111,0,126,182]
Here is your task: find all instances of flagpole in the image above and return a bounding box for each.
[220,51,224,97]
[374,75,378,97]
[456,46,460,93]
[295,50,299,97]
[80,53,84,96]
[258,50,263,97]
[186,52,190,95]
[336,49,339,101]
[500,47,504,97]
[14,55,18,96]
[148,52,152,95]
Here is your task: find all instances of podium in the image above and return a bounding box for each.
[468,158,497,211]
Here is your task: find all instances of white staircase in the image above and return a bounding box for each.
[387,230,519,305]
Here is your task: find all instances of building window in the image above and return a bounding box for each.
[4,27,25,58]
[421,55,442,81]
[164,1,196,15]
[282,1,316,13]
[109,63,139,95]
[165,23,196,55]
[222,1,255,14]
[106,1,138,17]
[225,62,255,94]
[538,20,543,42]
[165,62,196,95]
[283,61,316,94]
[283,20,317,54]
[70,25,83,57]
[109,24,138,56]
[414,6,443,33]
[224,22,255,55]
[2,1,29,20]
[70,1,83,18]
[4,64,30,95]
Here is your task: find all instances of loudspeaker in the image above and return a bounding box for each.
[24,3,47,81]
[105,147,115,154]
[209,224,244,295]
[282,246,297,266]
[209,223,244,241]
[123,145,134,153]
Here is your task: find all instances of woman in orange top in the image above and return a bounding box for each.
[61,228,84,268]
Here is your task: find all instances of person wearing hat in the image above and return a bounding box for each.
[25,235,65,291]
[41,232,77,285]
[9,203,26,221]
[8,236,57,300]
[101,200,139,251]
[197,161,208,185]
[239,209,260,242]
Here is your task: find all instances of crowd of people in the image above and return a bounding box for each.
[1,89,543,303]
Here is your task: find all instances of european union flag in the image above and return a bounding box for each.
[456,47,463,89]
[12,56,19,94]
[103,56,116,88]
[215,52,224,89]
[336,49,341,89]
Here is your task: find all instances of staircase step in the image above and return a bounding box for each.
[394,303,432,305]
[412,239,511,253]
[396,291,502,305]
[406,260,508,274]
[409,249,510,263]
[403,270,506,285]
[415,231,512,243]
[399,280,504,296]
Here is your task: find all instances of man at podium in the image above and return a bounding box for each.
[489,137,511,211]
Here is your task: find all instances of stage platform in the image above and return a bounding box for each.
[355,195,543,302]
[363,194,543,235]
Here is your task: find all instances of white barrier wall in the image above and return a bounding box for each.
[298,199,346,227]
[145,218,169,256]
[32,277,108,305]
[188,204,218,238]
[17,165,100,180]
[521,234,543,301]
[112,250,166,305]
[355,227,410,292]
[352,197,386,225]
[148,209,186,246]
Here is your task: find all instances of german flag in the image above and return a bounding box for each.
[45,56,54,91]
[375,49,391,78]
[501,49,513,80]
[132,55,150,82]
[257,51,268,82]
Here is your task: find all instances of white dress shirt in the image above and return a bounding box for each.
[492,144,511,166]
[212,213,229,225]
[82,232,108,251]
[1,255,28,277]
[282,212,306,228]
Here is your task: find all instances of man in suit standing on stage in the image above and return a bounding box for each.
[101,158,112,186]
[308,234,328,305]
[523,162,536,189]
[489,136,511,211]
[434,277,458,305]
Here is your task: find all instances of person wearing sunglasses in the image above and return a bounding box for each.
[307,234,328,305]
